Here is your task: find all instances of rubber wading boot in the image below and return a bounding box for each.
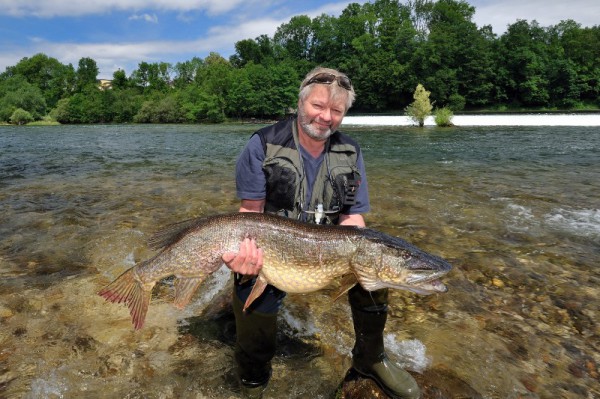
[349,286,421,399]
[233,294,277,399]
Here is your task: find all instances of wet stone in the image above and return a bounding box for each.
[336,368,390,399]
[0,306,13,318]
[491,277,505,288]
[99,352,134,377]
[337,365,485,399]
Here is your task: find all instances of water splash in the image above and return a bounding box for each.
[545,208,600,239]
[384,335,431,373]
[26,365,68,399]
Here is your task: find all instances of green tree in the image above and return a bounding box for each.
[75,57,99,92]
[406,83,433,126]
[230,35,276,67]
[412,0,495,108]
[50,98,71,123]
[10,108,34,125]
[112,69,129,90]
[226,62,298,119]
[172,57,204,89]
[110,88,143,122]
[0,75,47,121]
[195,53,233,121]
[353,0,418,110]
[497,20,550,106]
[130,61,172,92]
[133,95,185,123]
[274,15,313,61]
[273,15,315,72]
[2,53,74,108]
[63,87,106,123]
[547,20,599,107]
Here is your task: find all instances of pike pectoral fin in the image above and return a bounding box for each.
[243,275,268,312]
[331,274,358,302]
[98,268,153,330]
[174,276,204,309]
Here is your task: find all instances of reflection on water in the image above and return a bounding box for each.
[1,124,599,398]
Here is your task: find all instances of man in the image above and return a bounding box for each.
[222,67,420,399]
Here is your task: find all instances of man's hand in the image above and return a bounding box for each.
[222,237,263,275]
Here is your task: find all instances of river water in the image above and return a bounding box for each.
[0,120,599,398]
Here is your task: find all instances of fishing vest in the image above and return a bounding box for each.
[254,118,361,225]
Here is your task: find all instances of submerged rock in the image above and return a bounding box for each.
[337,365,484,399]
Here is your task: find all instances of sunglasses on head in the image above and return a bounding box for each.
[303,73,353,91]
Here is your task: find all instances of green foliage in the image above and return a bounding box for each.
[76,57,99,92]
[0,75,47,121]
[226,62,298,119]
[10,108,34,125]
[27,115,60,126]
[133,96,186,124]
[406,84,433,127]
[112,69,129,90]
[434,107,454,127]
[448,93,466,111]
[2,53,75,108]
[1,0,598,124]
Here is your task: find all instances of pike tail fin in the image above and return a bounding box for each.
[98,268,153,330]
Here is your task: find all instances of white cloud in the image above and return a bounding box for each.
[128,13,159,23]
[0,0,247,17]
[6,15,286,78]
[472,0,600,33]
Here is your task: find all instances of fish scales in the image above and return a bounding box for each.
[98,212,452,330]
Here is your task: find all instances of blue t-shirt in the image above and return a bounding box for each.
[235,133,370,215]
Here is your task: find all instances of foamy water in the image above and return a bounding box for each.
[344,113,600,126]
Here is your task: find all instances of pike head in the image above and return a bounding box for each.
[352,230,452,295]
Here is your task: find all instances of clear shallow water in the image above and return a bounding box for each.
[0,123,599,398]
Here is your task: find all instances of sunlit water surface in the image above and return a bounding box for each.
[0,122,598,398]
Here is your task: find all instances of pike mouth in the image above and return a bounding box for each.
[383,277,448,295]
[413,278,448,294]
[399,274,448,295]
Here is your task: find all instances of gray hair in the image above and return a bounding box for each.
[299,67,356,112]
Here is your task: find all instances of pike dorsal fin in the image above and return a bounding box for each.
[173,276,205,309]
[148,217,207,250]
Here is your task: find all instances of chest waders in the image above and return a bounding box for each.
[234,119,419,398]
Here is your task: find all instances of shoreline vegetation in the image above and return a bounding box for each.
[1,0,599,126]
[2,108,599,128]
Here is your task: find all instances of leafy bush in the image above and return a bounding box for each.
[434,107,454,127]
[10,108,34,125]
[448,94,466,111]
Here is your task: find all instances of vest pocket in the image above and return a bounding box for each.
[263,157,302,213]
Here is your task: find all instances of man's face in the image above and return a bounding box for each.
[297,85,347,141]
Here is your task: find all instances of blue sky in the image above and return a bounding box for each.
[1,0,597,79]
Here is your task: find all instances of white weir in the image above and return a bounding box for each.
[343,113,600,126]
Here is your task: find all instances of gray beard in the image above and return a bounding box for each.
[298,110,333,141]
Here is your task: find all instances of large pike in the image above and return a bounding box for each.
[98,212,452,329]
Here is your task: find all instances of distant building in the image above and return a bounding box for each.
[97,79,113,90]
